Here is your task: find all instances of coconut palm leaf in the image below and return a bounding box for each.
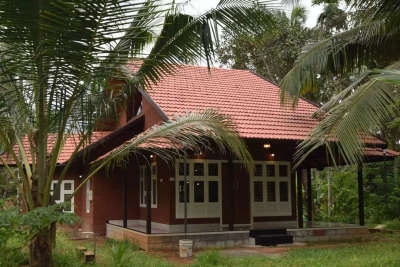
[293,62,400,168]
[133,0,275,88]
[73,109,253,194]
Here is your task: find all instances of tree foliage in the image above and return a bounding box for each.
[0,1,273,265]
[281,0,400,167]
[217,9,314,84]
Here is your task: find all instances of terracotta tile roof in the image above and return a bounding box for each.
[133,64,384,144]
[364,147,400,158]
[1,132,111,165]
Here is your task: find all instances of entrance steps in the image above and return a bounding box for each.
[249,229,293,246]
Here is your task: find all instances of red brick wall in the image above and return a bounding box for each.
[141,97,164,130]
[137,158,174,224]
[92,166,140,235]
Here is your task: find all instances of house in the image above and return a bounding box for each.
[2,64,398,250]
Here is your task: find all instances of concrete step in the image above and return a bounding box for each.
[249,228,287,237]
[255,234,293,246]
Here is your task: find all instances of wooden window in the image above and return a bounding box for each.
[251,161,292,217]
[194,163,204,176]
[208,163,219,176]
[176,160,221,219]
[279,182,289,202]
[266,164,275,177]
[208,181,219,202]
[267,181,276,202]
[253,181,263,202]
[178,163,189,176]
[179,181,189,203]
[139,164,157,208]
[194,181,204,202]
[50,180,74,213]
[254,164,263,177]
[279,165,288,177]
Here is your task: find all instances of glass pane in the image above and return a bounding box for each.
[253,181,263,202]
[266,165,275,177]
[279,165,288,177]
[267,181,276,202]
[64,182,72,191]
[208,163,219,176]
[179,163,189,176]
[194,181,204,202]
[194,163,204,176]
[179,181,189,203]
[63,194,72,211]
[152,179,157,205]
[152,165,157,176]
[280,182,289,202]
[254,164,263,176]
[208,181,218,202]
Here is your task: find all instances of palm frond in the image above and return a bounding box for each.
[73,110,253,194]
[280,19,400,101]
[294,62,400,168]
[133,0,276,88]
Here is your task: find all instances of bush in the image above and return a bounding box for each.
[109,240,138,267]
[0,199,78,267]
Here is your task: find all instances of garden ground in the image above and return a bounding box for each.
[47,229,400,267]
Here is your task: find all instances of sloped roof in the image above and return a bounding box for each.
[364,147,400,157]
[133,64,383,144]
[1,132,111,165]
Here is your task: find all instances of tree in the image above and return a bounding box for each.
[0,1,272,266]
[280,0,400,167]
[315,2,348,35]
[217,6,314,84]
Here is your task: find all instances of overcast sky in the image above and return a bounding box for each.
[180,0,324,28]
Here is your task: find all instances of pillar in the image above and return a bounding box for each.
[306,168,312,225]
[358,164,365,226]
[228,156,234,231]
[123,175,128,228]
[296,169,303,228]
[146,164,152,234]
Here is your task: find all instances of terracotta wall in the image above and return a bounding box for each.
[137,158,174,224]
[92,165,140,235]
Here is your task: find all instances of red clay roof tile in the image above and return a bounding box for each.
[1,132,111,165]
[135,64,383,144]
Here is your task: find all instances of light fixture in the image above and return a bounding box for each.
[271,153,275,157]
[149,154,154,159]
[79,175,83,179]
[263,144,271,149]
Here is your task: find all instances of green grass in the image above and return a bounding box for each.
[42,232,400,266]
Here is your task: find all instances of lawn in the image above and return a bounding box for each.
[48,232,400,267]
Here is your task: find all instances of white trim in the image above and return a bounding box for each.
[250,161,292,221]
[175,159,222,219]
[139,163,158,208]
[50,180,74,213]
[86,178,91,214]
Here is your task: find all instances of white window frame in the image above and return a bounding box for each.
[175,159,222,219]
[86,178,91,214]
[250,161,291,217]
[139,163,157,208]
[50,180,74,213]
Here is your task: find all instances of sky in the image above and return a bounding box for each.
[180,0,324,28]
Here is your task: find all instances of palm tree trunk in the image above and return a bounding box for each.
[29,227,53,267]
